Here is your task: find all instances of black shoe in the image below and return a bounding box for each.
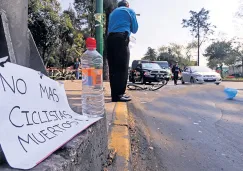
[112,95,131,102]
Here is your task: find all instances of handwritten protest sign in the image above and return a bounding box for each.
[0,62,102,170]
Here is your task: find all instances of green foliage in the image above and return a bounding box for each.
[28,0,117,77]
[204,41,235,77]
[204,41,233,63]
[157,46,177,64]
[231,40,243,74]
[182,8,215,39]
[48,56,56,67]
[204,38,243,76]
[142,47,157,61]
[74,0,96,36]
[28,0,61,62]
[73,0,117,80]
[28,0,85,68]
[182,8,215,65]
[186,41,197,61]
[74,0,117,36]
[143,43,197,68]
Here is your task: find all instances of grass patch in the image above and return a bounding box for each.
[223,78,243,81]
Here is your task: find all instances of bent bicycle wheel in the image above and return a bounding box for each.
[149,81,165,91]
[127,84,145,91]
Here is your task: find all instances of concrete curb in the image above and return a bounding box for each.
[108,102,131,171]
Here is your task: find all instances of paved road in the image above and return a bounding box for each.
[128,82,243,171]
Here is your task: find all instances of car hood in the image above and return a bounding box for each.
[143,69,163,72]
[194,72,220,76]
[161,68,171,72]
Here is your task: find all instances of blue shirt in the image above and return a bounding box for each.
[108,7,138,35]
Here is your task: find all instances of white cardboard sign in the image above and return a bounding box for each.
[0,62,102,170]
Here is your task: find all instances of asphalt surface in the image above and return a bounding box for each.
[128,81,243,171]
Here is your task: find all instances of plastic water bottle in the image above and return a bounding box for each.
[81,37,104,117]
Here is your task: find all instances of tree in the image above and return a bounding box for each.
[186,41,197,62]
[157,46,176,65]
[182,8,216,66]
[57,12,75,68]
[169,43,184,63]
[74,0,117,80]
[231,39,243,75]
[157,52,172,62]
[204,41,233,77]
[142,47,157,61]
[28,0,61,63]
[74,0,96,36]
[157,44,186,65]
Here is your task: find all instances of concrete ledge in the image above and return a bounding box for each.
[108,102,131,171]
[0,116,108,171]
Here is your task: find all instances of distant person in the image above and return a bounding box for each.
[172,62,181,85]
[107,0,138,102]
[74,58,80,80]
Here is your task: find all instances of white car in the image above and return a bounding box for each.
[181,66,222,85]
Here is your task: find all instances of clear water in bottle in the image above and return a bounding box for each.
[81,38,104,117]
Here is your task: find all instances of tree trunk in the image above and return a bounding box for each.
[197,43,200,66]
[103,11,110,81]
[42,47,46,63]
[242,57,243,77]
[220,64,223,78]
[197,21,200,66]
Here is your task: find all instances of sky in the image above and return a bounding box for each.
[60,0,242,66]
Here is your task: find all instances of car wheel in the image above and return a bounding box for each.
[181,77,185,84]
[216,83,220,85]
[190,77,195,84]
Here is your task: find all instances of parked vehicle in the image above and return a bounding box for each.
[154,61,170,73]
[154,61,171,84]
[181,66,222,85]
[129,60,168,84]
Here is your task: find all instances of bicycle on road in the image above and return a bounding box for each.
[127,75,167,91]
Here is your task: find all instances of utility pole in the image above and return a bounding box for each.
[95,0,103,56]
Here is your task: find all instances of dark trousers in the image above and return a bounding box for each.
[107,33,130,101]
[174,72,179,85]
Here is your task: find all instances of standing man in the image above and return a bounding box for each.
[107,0,138,102]
[172,62,181,85]
[74,58,80,80]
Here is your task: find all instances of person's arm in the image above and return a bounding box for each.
[130,9,138,34]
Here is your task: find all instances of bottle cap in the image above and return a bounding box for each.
[86,37,96,49]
